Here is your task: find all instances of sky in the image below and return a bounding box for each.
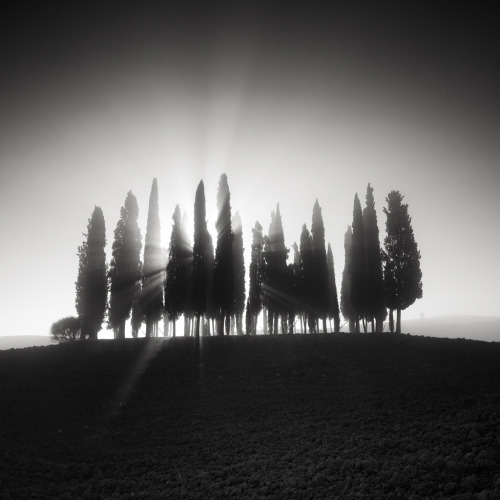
[1,2,499,336]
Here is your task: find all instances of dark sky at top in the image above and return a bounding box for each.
[2,2,499,140]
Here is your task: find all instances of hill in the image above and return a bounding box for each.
[1,333,500,499]
[402,315,500,343]
[0,335,53,350]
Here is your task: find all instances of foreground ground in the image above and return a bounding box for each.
[1,333,500,499]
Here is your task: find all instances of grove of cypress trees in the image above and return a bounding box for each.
[75,206,107,341]
[213,174,233,335]
[362,183,386,332]
[350,194,367,332]
[142,178,163,337]
[382,190,423,333]
[327,243,340,333]
[311,199,329,333]
[232,211,246,335]
[108,192,143,339]
[341,226,356,332]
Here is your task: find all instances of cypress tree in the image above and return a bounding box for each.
[232,211,246,335]
[181,211,193,336]
[75,206,107,340]
[382,190,423,333]
[262,205,289,334]
[311,199,329,333]
[108,192,142,339]
[247,221,264,335]
[213,174,233,335]
[164,205,184,337]
[193,180,209,338]
[340,226,356,332]
[299,224,315,333]
[327,243,340,333]
[363,183,387,332]
[142,178,163,337]
[350,194,367,332]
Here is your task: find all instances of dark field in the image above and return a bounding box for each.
[1,333,500,499]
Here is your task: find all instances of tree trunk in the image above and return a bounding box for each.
[225,313,231,336]
[370,318,375,332]
[349,319,355,333]
[389,309,394,333]
[322,317,327,334]
[396,308,402,333]
[274,312,279,335]
[334,316,340,333]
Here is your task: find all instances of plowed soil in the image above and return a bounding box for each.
[1,333,500,499]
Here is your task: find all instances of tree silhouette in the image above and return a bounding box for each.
[311,199,329,333]
[192,180,209,338]
[262,205,289,334]
[247,221,264,335]
[363,183,387,332]
[75,206,107,341]
[142,179,163,337]
[50,316,81,343]
[299,224,315,332]
[350,194,367,332]
[108,191,142,339]
[327,243,340,332]
[382,190,423,333]
[181,211,194,336]
[341,226,356,332]
[165,205,184,337]
[232,211,246,335]
[213,174,234,335]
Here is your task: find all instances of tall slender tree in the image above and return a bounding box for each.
[247,221,264,335]
[262,205,289,334]
[311,199,329,333]
[142,178,163,337]
[299,224,315,332]
[350,194,367,332]
[213,174,233,335]
[363,183,386,331]
[181,211,193,336]
[232,211,246,335]
[341,226,356,332]
[75,206,107,340]
[382,190,423,333]
[192,180,209,337]
[108,192,142,339]
[326,243,340,333]
[164,205,184,337]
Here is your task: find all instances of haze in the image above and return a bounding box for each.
[1,3,499,336]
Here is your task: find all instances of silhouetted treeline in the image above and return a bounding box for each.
[52,175,423,342]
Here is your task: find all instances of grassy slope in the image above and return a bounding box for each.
[1,333,500,499]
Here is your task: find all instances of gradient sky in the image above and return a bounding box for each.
[1,2,499,336]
